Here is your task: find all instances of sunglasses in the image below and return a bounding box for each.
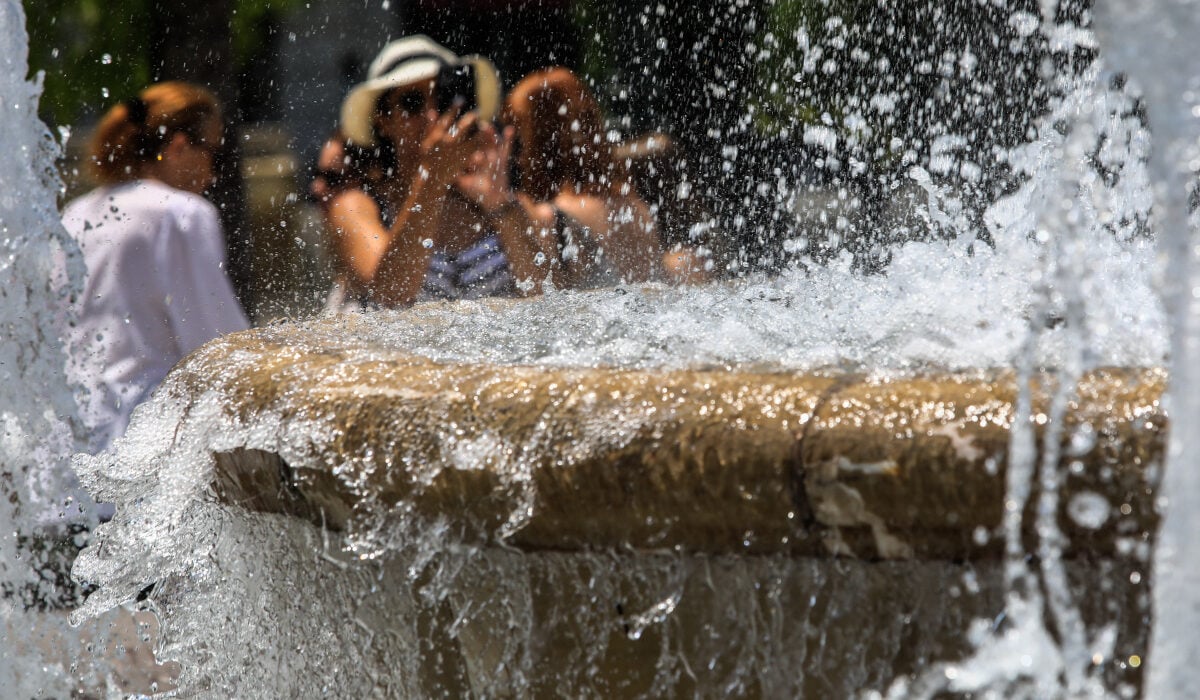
[381,88,430,116]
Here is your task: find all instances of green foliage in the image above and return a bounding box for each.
[26,0,304,127]
[754,0,1057,173]
[229,0,305,68]
[27,0,153,126]
[569,0,616,96]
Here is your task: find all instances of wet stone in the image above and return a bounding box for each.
[164,320,1164,695]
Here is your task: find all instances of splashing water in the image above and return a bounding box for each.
[5,0,1199,696]
[74,46,1167,700]
[881,0,1200,696]
[1093,0,1200,696]
[0,0,103,694]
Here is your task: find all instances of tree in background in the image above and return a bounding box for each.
[570,0,770,270]
[27,0,1104,280]
[28,0,303,126]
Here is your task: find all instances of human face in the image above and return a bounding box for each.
[374,80,435,154]
[170,120,222,195]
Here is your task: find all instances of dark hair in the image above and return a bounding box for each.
[89,81,221,185]
[502,67,623,202]
[311,129,399,201]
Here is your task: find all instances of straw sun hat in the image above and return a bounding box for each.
[339,35,501,146]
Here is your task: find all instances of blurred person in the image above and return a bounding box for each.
[613,132,726,284]
[502,67,662,289]
[63,81,249,454]
[319,35,554,311]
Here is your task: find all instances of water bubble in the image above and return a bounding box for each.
[1067,491,1110,530]
[1068,424,1096,455]
[422,238,434,249]
[100,53,112,65]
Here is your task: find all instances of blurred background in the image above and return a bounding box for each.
[28,0,1089,322]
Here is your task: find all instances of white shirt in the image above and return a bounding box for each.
[63,180,249,452]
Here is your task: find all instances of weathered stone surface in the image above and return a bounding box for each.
[801,368,1165,559]
[156,318,1162,696]
[187,320,1165,561]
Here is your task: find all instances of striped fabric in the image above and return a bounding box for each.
[419,232,516,301]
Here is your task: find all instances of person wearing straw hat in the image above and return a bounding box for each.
[318,35,557,310]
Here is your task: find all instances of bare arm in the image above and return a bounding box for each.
[611,193,664,282]
[554,191,664,285]
[487,196,562,294]
[369,164,451,307]
[325,188,396,290]
[323,111,481,308]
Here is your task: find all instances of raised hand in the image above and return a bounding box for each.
[455,124,517,214]
[419,107,485,187]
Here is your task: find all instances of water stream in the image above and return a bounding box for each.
[0,0,102,694]
[1092,0,1200,696]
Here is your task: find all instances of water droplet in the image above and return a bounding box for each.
[1068,424,1096,455]
[100,53,112,65]
[422,238,434,249]
[1068,491,1110,530]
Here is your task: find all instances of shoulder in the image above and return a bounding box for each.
[68,181,219,230]
[120,183,225,247]
[62,188,100,217]
[61,187,111,231]
[145,181,220,227]
[327,186,384,223]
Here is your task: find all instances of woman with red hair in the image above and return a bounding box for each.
[503,67,662,288]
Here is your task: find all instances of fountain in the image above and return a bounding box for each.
[1092,1,1200,697]
[3,0,1198,696]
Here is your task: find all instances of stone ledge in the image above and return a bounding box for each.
[181,321,1164,560]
